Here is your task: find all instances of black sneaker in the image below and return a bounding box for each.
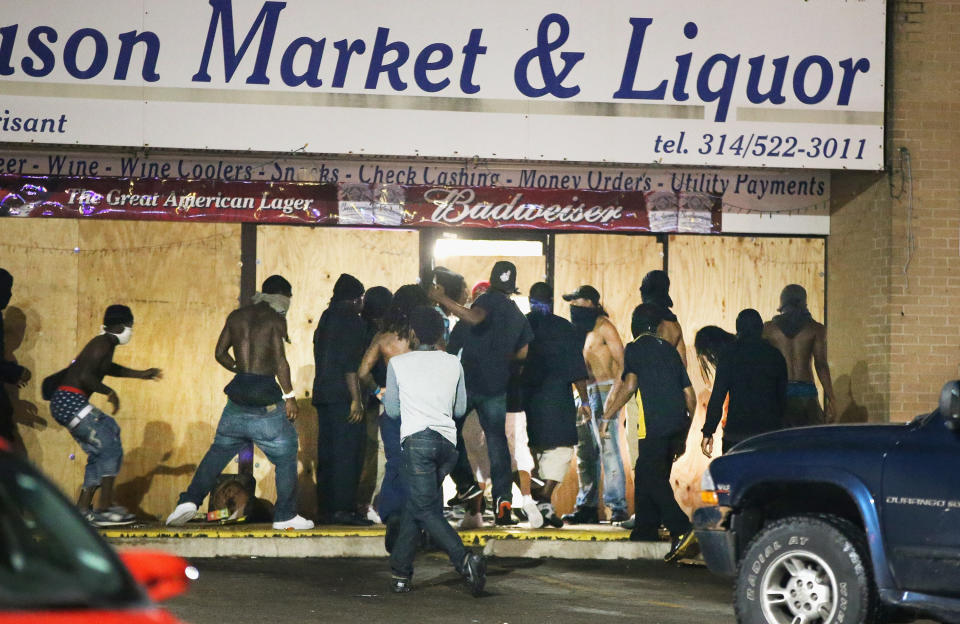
[87,506,137,527]
[461,553,486,597]
[538,502,564,528]
[391,576,412,593]
[610,510,630,524]
[664,531,699,563]
[561,506,598,525]
[495,499,516,526]
[331,511,374,526]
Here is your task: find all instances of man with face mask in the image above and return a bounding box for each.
[50,304,161,526]
[0,269,31,450]
[562,285,628,524]
[168,275,314,530]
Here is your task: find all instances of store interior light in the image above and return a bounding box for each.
[434,238,543,259]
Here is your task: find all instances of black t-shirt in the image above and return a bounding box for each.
[312,301,366,405]
[623,334,692,438]
[456,290,534,396]
[522,312,589,449]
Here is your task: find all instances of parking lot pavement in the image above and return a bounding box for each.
[167,556,736,624]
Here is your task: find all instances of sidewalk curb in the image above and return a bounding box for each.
[105,526,671,560]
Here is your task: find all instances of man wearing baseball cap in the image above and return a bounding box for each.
[562,285,628,524]
[429,260,534,525]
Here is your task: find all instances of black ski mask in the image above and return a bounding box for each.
[570,305,601,334]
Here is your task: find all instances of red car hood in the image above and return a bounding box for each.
[0,608,186,623]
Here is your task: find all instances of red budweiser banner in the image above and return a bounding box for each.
[0,176,722,233]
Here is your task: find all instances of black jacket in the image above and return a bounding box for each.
[702,336,788,441]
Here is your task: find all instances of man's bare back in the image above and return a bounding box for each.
[358,330,411,390]
[762,320,824,383]
[216,301,296,420]
[657,319,688,368]
[217,305,287,376]
[763,318,835,422]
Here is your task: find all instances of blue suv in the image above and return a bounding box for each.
[695,380,960,624]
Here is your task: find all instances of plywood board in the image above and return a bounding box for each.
[75,221,241,518]
[668,235,825,514]
[256,226,420,513]
[0,219,81,490]
[551,233,664,516]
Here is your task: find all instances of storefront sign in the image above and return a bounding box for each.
[0,149,832,234]
[0,1,885,170]
[0,175,727,234]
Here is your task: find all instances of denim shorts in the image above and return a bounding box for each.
[51,390,123,488]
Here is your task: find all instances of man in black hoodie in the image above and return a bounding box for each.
[701,309,787,456]
[762,284,836,426]
[313,273,372,525]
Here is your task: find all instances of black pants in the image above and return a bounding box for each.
[316,401,366,516]
[0,387,16,446]
[634,433,691,538]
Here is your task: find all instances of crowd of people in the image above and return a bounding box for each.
[0,259,835,595]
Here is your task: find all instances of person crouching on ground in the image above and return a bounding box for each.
[384,305,486,596]
[602,304,698,563]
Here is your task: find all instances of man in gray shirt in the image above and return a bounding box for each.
[383,306,485,596]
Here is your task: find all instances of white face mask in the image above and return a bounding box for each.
[102,325,133,345]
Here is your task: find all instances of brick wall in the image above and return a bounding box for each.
[830,0,960,423]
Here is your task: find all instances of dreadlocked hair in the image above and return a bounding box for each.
[384,284,430,337]
[694,325,736,384]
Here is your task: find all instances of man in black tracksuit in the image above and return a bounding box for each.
[603,303,697,563]
[701,309,787,456]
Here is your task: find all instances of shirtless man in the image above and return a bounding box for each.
[563,285,628,524]
[47,304,161,526]
[640,270,687,367]
[166,275,313,530]
[763,284,836,426]
[354,284,430,547]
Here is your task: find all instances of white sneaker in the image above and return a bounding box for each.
[459,512,484,529]
[366,508,382,524]
[522,496,543,529]
[165,502,198,527]
[273,515,315,531]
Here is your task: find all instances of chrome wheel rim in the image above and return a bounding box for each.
[759,550,838,624]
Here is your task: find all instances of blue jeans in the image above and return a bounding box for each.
[50,390,123,489]
[574,382,627,513]
[450,392,511,503]
[180,399,299,522]
[389,429,467,579]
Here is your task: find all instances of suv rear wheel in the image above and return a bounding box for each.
[734,515,879,624]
